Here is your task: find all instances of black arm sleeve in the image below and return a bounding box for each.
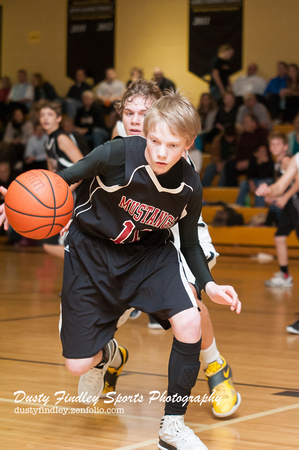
[58,139,126,186]
[179,183,214,291]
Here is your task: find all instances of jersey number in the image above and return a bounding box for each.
[112,220,151,244]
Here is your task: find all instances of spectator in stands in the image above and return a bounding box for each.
[0,76,11,125]
[75,90,109,150]
[208,91,238,142]
[95,68,125,128]
[287,114,299,155]
[280,63,299,123]
[223,113,269,186]
[64,68,92,119]
[236,93,272,131]
[61,116,90,157]
[232,63,267,103]
[7,69,34,114]
[126,67,144,87]
[202,125,238,187]
[23,123,48,172]
[3,108,34,172]
[32,73,59,105]
[264,61,288,120]
[209,44,234,104]
[196,92,218,149]
[95,68,125,106]
[236,144,274,207]
[152,67,176,93]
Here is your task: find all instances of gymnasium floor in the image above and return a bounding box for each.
[1,239,298,449]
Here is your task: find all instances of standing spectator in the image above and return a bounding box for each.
[236,93,272,131]
[7,69,34,114]
[3,108,34,172]
[64,68,92,119]
[75,90,109,150]
[223,114,269,186]
[236,145,274,207]
[23,123,48,171]
[152,67,176,93]
[0,76,11,125]
[280,63,299,123]
[31,73,59,105]
[287,114,299,155]
[264,61,288,120]
[209,44,234,104]
[232,63,267,103]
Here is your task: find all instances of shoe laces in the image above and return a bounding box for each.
[205,360,223,376]
[164,416,193,439]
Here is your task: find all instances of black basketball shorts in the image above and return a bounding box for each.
[60,225,198,359]
[275,201,299,238]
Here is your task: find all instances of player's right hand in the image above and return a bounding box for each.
[60,219,72,236]
[0,187,9,230]
[255,183,271,197]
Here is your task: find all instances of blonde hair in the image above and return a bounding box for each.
[143,90,201,145]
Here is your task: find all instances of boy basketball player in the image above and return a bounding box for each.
[0,91,241,450]
[105,80,241,419]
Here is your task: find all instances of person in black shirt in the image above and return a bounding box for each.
[64,69,92,119]
[0,92,241,450]
[75,90,109,150]
[210,44,234,104]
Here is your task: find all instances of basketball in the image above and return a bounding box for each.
[4,169,74,239]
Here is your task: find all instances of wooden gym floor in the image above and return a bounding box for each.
[0,239,298,449]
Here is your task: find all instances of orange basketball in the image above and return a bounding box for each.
[4,169,74,239]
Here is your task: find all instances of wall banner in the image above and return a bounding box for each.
[67,0,115,83]
[189,0,243,80]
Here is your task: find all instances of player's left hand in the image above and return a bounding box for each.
[205,281,241,314]
[0,187,9,230]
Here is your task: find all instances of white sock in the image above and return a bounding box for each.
[201,338,222,369]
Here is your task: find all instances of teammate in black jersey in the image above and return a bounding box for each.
[0,91,241,450]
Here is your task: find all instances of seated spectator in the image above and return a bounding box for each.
[75,90,109,149]
[64,68,92,119]
[232,63,267,103]
[95,68,125,106]
[7,69,34,114]
[3,108,34,172]
[95,68,125,128]
[223,113,269,186]
[208,91,238,142]
[61,116,90,156]
[126,67,144,87]
[236,145,274,207]
[209,44,234,104]
[236,93,272,131]
[280,63,299,123]
[202,125,238,187]
[23,123,48,172]
[196,92,218,149]
[32,73,59,106]
[152,67,176,93]
[287,114,299,155]
[0,76,11,125]
[264,61,288,120]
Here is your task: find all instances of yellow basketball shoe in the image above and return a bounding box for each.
[204,356,241,418]
[101,346,129,397]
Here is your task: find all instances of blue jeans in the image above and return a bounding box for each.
[202,163,227,187]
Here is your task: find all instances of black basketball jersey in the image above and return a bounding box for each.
[45,129,73,172]
[70,136,201,243]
